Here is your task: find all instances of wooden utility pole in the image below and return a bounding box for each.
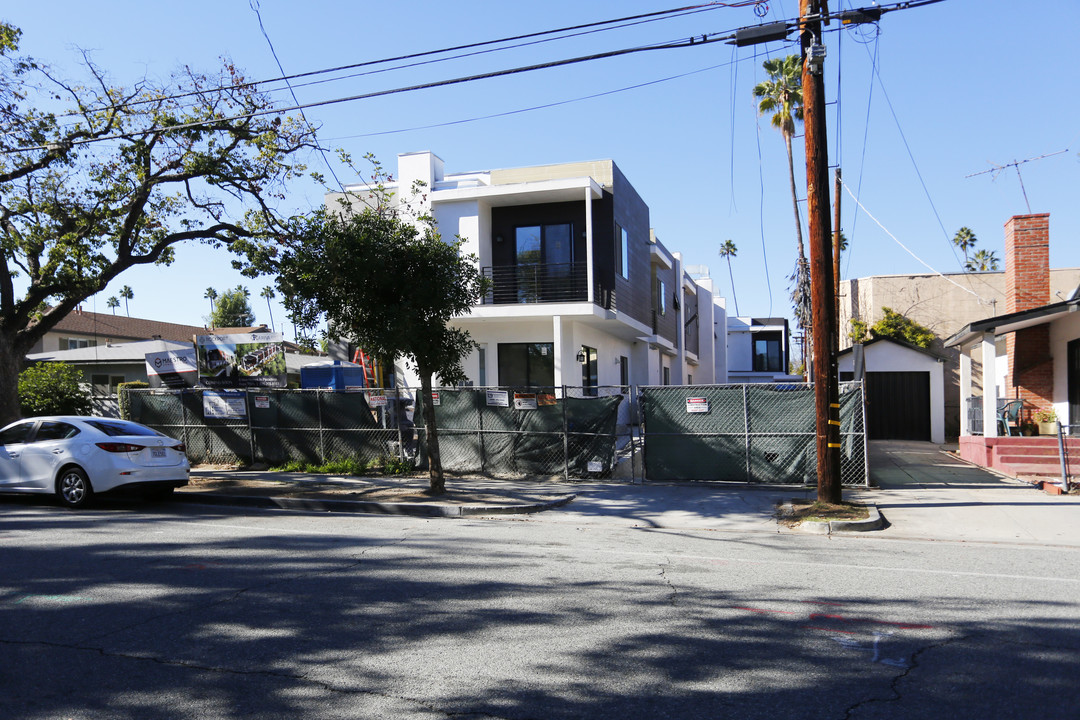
[801,0,842,503]
[833,166,842,345]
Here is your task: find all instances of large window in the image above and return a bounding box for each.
[497,343,555,388]
[516,223,573,303]
[752,333,785,372]
[615,225,629,280]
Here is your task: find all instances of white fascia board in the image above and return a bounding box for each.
[430,177,603,208]
[650,244,674,270]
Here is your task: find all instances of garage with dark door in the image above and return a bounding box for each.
[865,371,930,441]
[838,337,945,444]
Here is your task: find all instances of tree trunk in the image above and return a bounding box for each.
[418,365,445,494]
[784,132,806,262]
[0,331,27,426]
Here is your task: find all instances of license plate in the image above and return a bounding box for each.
[151,447,167,459]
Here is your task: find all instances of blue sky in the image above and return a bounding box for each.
[7,1,1079,334]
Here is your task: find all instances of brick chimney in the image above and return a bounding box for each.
[1003,213,1051,414]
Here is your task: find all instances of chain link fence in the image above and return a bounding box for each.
[124,386,634,480]
[122,382,865,484]
[413,386,632,480]
[126,388,410,468]
[640,382,868,486]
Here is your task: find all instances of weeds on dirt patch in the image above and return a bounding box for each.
[777,500,870,526]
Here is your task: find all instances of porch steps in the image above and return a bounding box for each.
[991,437,1080,478]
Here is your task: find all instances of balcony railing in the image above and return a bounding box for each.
[481,262,588,305]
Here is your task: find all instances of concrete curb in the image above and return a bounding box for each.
[172,491,577,517]
[779,501,884,534]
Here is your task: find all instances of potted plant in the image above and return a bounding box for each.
[1034,408,1058,436]
[1020,420,1037,436]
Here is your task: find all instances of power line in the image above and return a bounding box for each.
[5,0,944,156]
[249,0,345,192]
[46,2,755,122]
[4,33,744,154]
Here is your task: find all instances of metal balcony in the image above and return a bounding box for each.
[481,262,588,305]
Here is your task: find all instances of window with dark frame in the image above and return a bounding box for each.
[497,342,555,388]
[752,333,784,372]
[580,346,598,396]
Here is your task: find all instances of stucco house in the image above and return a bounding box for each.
[839,214,1080,439]
[725,316,802,384]
[29,307,206,354]
[943,213,1080,477]
[329,152,727,394]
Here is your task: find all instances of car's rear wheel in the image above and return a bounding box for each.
[57,467,93,509]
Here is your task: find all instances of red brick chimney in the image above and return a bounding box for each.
[1003,213,1051,415]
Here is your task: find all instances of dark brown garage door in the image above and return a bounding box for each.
[865,371,930,441]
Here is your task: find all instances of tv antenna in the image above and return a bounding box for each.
[965,149,1068,214]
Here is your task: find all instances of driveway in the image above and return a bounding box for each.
[854,440,1079,546]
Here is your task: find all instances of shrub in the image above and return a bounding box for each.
[117,381,150,420]
[18,362,92,416]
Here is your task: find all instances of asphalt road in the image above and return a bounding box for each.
[2,496,1078,719]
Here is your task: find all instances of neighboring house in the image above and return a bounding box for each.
[944,214,1080,473]
[26,339,195,395]
[838,337,947,444]
[329,152,726,392]
[726,317,801,384]
[838,216,1080,439]
[26,338,327,392]
[29,307,206,354]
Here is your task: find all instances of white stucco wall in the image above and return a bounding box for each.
[1050,311,1080,425]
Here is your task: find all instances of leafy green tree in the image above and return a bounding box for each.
[238,203,487,494]
[106,296,119,314]
[0,22,317,425]
[952,227,977,266]
[718,239,739,316]
[18,362,92,416]
[209,286,255,328]
[753,55,810,334]
[260,286,276,332]
[965,249,1000,272]
[868,307,935,348]
[119,285,134,316]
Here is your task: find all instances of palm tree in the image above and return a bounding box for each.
[119,285,133,316]
[260,286,276,332]
[106,296,119,314]
[965,249,1000,272]
[718,239,740,316]
[204,287,218,318]
[753,54,810,333]
[953,227,977,266]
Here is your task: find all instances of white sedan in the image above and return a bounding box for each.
[0,416,190,508]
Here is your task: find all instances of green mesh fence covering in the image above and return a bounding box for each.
[126,388,404,466]
[414,388,623,478]
[640,382,867,485]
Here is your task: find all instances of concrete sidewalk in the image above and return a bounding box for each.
[852,440,1079,546]
[174,441,1077,543]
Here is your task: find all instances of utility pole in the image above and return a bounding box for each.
[833,166,842,344]
[800,0,841,503]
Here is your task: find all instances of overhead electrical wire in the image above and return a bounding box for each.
[46,2,757,122]
[249,0,345,192]
[8,0,942,154]
[5,32,747,153]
